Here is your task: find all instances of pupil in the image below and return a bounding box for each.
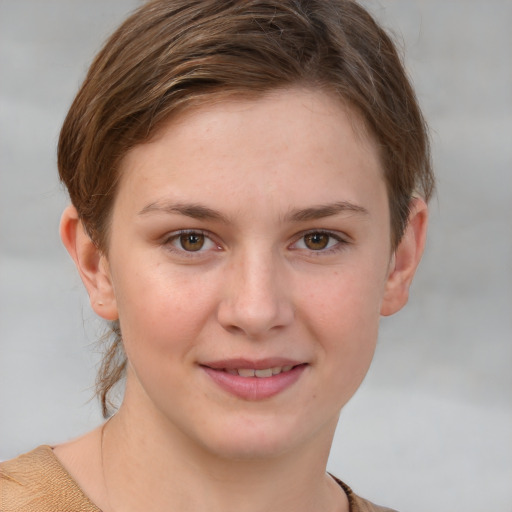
[305,233,329,250]
[180,233,204,251]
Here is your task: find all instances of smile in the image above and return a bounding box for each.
[201,362,307,400]
[224,366,295,378]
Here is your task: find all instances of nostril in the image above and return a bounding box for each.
[223,324,245,336]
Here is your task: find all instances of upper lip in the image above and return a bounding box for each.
[200,358,305,370]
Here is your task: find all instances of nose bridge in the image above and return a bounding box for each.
[217,243,293,337]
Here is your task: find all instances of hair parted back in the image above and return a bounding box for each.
[58,0,434,417]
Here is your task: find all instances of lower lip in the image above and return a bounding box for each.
[202,365,307,400]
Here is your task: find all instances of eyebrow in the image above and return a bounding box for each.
[285,201,369,222]
[138,202,230,223]
[138,200,368,223]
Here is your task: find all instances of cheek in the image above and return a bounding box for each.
[300,260,386,325]
[112,263,217,358]
[298,264,385,375]
[316,292,380,407]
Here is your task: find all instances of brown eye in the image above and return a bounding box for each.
[179,233,205,251]
[303,232,330,250]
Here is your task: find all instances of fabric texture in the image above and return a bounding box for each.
[1,446,98,512]
[1,445,397,512]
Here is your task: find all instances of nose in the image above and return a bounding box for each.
[216,248,294,338]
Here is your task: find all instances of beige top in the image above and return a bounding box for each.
[1,446,397,512]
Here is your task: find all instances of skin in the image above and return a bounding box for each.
[57,87,428,512]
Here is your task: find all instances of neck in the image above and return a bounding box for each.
[100,393,346,512]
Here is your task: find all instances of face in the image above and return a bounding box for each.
[91,88,405,459]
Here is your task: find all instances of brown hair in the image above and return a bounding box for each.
[58,0,434,416]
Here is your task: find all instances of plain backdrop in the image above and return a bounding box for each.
[1,1,511,511]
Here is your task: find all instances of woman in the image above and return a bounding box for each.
[0,1,433,511]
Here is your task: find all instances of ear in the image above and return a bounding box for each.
[60,205,118,321]
[380,197,428,317]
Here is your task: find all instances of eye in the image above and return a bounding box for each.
[178,232,206,251]
[166,230,218,253]
[303,232,332,250]
[292,231,346,252]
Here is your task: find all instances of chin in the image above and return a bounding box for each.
[192,412,333,462]
[200,431,296,461]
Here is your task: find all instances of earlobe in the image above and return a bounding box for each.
[60,205,118,321]
[380,198,428,317]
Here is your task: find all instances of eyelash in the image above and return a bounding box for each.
[162,229,220,257]
[162,229,350,257]
[290,229,350,255]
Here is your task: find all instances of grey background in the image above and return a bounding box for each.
[1,1,511,511]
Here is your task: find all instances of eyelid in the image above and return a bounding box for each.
[289,229,351,253]
[160,228,350,257]
[163,229,222,255]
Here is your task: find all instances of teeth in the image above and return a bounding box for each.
[255,368,273,378]
[225,366,296,377]
[237,368,255,377]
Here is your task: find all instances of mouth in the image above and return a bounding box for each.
[200,360,307,400]
[222,365,296,378]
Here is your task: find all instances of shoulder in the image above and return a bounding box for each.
[349,493,399,512]
[0,445,99,512]
[332,475,399,512]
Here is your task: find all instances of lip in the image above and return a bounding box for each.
[202,358,303,371]
[200,359,308,401]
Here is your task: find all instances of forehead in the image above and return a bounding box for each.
[148,87,376,156]
[115,87,386,217]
